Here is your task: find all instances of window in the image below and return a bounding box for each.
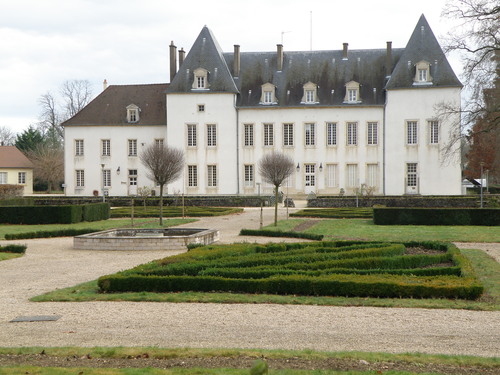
[407,121,418,144]
[326,164,337,187]
[305,164,316,186]
[367,122,378,145]
[407,163,418,187]
[75,170,84,187]
[102,169,111,188]
[301,82,318,104]
[283,123,294,146]
[207,165,217,187]
[18,172,26,184]
[207,124,217,146]
[102,139,111,156]
[0,172,6,184]
[429,121,439,144]
[155,139,164,147]
[347,164,358,188]
[347,122,358,145]
[193,68,209,89]
[244,165,254,187]
[305,123,315,146]
[264,123,274,146]
[128,169,137,186]
[244,124,254,146]
[326,122,337,146]
[126,104,140,123]
[344,81,361,103]
[414,61,432,84]
[188,165,198,187]
[128,139,137,156]
[75,139,84,156]
[198,104,205,112]
[187,124,197,147]
[367,164,378,188]
[260,83,276,105]
[264,91,272,103]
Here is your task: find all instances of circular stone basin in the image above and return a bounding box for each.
[74,228,219,251]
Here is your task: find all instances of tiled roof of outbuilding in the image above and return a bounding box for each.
[0,146,34,168]
[62,83,169,126]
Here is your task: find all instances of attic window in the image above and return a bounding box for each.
[260,83,277,105]
[414,61,432,85]
[126,104,140,123]
[344,81,361,104]
[192,68,209,90]
[301,82,319,104]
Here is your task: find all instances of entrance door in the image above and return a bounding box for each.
[304,163,316,193]
[128,169,138,195]
[406,163,418,194]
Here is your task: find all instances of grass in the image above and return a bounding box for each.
[110,206,243,218]
[32,241,500,311]
[265,218,500,242]
[0,218,196,240]
[0,252,22,262]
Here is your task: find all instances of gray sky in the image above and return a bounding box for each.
[0,0,461,134]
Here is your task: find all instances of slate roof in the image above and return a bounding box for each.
[0,146,34,169]
[386,14,462,90]
[62,83,169,126]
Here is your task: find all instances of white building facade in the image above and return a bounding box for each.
[63,15,462,197]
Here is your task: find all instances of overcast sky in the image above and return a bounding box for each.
[0,0,462,134]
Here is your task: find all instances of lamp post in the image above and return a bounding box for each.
[480,162,484,208]
[101,163,105,203]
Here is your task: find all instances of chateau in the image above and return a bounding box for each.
[63,15,462,197]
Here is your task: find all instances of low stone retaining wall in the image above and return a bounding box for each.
[74,228,219,251]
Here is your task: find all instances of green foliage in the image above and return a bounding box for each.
[250,359,268,375]
[374,208,500,226]
[0,244,27,253]
[5,228,97,240]
[98,241,483,300]
[0,197,34,206]
[291,208,373,218]
[0,203,109,224]
[14,125,45,152]
[110,206,242,218]
[239,228,323,240]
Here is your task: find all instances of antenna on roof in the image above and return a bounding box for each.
[281,31,290,45]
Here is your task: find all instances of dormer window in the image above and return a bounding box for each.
[126,104,140,123]
[344,81,361,104]
[192,68,209,90]
[301,82,318,104]
[260,83,277,105]
[414,61,432,85]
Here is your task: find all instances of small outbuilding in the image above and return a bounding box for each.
[0,146,34,195]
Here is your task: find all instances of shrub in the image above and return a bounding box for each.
[82,203,110,221]
[291,208,373,219]
[4,228,98,240]
[240,229,323,240]
[0,244,27,253]
[373,208,500,226]
[0,184,23,199]
[0,203,109,224]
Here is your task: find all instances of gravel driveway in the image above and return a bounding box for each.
[0,206,499,357]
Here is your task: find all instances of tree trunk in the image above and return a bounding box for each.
[274,184,279,226]
[159,184,164,226]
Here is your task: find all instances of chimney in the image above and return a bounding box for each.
[178,48,185,68]
[386,41,392,76]
[342,43,348,60]
[233,45,240,77]
[169,41,177,82]
[103,79,108,91]
[277,44,284,71]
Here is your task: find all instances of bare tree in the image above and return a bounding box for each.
[38,92,63,145]
[27,143,64,192]
[60,79,93,120]
[140,143,184,225]
[439,0,499,157]
[0,126,16,146]
[258,152,295,226]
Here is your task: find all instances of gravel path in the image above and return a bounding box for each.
[0,206,499,357]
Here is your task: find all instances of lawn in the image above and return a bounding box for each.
[0,218,196,240]
[265,218,500,242]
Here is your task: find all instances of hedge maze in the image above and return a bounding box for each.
[98,241,483,300]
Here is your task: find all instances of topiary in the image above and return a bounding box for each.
[250,359,268,375]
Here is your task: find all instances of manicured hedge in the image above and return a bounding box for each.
[239,229,323,240]
[373,208,500,226]
[97,241,483,300]
[291,208,373,219]
[110,206,242,218]
[0,203,109,224]
[4,228,98,240]
[0,244,27,254]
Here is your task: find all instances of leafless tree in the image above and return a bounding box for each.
[38,92,63,144]
[60,79,93,120]
[27,143,64,192]
[438,0,499,159]
[258,152,295,226]
[0,126,16,146]
[140,143,184,225]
